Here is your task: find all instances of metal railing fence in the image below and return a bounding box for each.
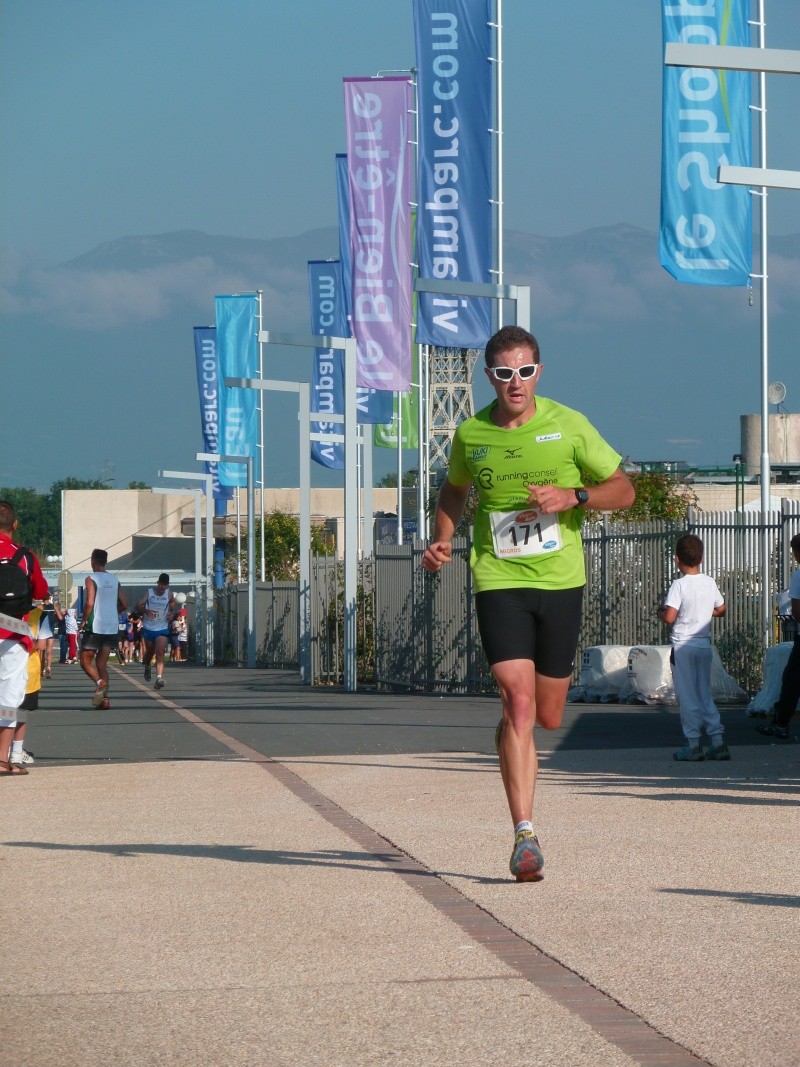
[213,502,800,694]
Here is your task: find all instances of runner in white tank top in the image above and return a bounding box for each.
[80,549,128,710]
[134,573,175,691]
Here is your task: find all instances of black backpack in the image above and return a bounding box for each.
[0,547,34,618]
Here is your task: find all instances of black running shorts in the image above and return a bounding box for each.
[80,631,119,652]
[475,586,584,677]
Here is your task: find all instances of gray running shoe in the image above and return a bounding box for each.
[674,744,704,761]
[705,742,731,760]
[91,684,109,709]
[154,676,165,690]
[509,830,544,882]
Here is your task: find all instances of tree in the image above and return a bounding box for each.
[377,467,419,488]
[615,472,698,522]
[0,478,110,559]
[227,510,334,581]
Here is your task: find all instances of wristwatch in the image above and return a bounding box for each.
[574,488,589,506]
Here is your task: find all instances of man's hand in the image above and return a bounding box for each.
[422,540,453,574]
[525,483,575,514]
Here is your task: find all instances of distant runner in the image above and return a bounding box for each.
[134,573,176,690]
[80,549,128,710]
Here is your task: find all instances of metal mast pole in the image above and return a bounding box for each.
[755,0,771,649]
[257,290,266,581]
[490,0,504,327]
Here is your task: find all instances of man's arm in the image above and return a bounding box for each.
[82,577,96,628]
[421,479,471,573]
[525,466,635,515]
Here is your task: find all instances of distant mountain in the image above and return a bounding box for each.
[2,224,798,490]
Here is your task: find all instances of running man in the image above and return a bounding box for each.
[422,325,635,881]
[134,573,176,690]
[80,548,128,709]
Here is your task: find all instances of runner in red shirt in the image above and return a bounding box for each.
[1,500,49,774]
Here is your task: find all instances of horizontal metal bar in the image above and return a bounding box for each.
[414,277,521,299]
[665,42,800,75]
[719,164,800,191]
[259,330,351,351]
[226,376,301,393]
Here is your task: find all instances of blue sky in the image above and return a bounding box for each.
[3,0,798,266]
[1,1,799,491]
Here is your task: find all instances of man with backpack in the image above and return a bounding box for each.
[0,500,49,774]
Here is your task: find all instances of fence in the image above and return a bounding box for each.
[215,501,800,695]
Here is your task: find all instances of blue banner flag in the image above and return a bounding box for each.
[660,0,752,285]
[193,327,233,500]
[414,0,493,346]
[309,261,345,470]
[215,294,258,487]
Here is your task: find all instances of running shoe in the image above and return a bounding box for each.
[673,744,704,761]
[704,742,731,760]
[91,684,109,709]
[154,676,165,690]
[100,698,110,710]
[509,829,544,882]
[755,722,789,740]
[18,749,34,765]
[9,750,34,767]
[144,665,152,682]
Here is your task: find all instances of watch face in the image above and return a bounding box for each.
[576,489,589,505]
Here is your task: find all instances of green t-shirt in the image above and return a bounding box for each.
[447,396,622,592]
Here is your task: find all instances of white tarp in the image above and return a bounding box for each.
[627,645,748,706]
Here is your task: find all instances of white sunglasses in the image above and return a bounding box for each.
[486,363,540,382]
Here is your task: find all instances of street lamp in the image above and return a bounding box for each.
[197,451,256,669]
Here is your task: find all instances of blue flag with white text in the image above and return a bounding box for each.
[215,294,258,487]
[309,261,345,470]
[414,0,493,345]
[660,0,752,285]
[193,326,233,500]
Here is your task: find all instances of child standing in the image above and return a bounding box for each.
[657,533,730,761]
[7,601,42,772]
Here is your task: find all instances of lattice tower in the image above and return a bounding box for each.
[427,346,481,471]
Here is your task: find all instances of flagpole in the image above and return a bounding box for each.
[755,0,771,650]
[490,0,504,328]
[396,391,403,545]
[257,290,266,582]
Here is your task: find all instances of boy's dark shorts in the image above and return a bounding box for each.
[81,632,119,652]
[20,691,39,712]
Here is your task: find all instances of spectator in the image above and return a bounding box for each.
[64,607,79,663]
[0,500,49,774]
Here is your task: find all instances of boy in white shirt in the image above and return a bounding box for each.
[657,534,730,761]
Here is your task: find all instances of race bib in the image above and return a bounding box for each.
[489,507,563,559]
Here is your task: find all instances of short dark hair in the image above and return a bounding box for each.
[158,572,170,585]
[791,532,800,553]
[484,325,540,368]
[91,548,108,566]
[675,533,704,567]
[0,500,17,532]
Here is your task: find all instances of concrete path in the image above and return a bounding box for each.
[2,661,798,1066]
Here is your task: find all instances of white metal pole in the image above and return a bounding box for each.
[343,338,359,692]
[396,392,403,545]
[298,383,311,684]
[362,429,373,558]
[755,0,771,649]
[235,489,242,582]
[490,0,504,328]
[257,290,266,582]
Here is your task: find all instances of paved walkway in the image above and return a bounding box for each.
[2,661,798,1066]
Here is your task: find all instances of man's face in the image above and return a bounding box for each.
[484,345,541,420]
[156,582,168,595]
